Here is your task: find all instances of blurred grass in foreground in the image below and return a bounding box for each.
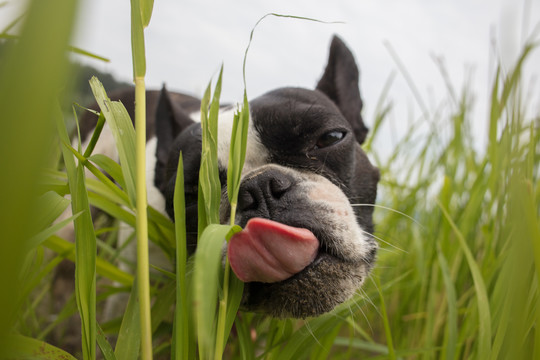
[1,0,540,358]
[0,0,78,356]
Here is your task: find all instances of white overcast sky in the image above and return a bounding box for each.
[2,0,539,155]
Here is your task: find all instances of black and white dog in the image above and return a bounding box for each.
[84,35,379,318]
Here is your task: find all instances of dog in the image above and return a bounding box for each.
[81,35,379,319]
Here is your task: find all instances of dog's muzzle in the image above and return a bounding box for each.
[221,164,377,318]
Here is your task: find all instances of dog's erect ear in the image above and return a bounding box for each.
[155,85,195,166]
[316,36,368,144]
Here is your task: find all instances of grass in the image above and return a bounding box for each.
[1,0,539,359]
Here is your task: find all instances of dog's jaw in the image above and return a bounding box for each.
[242,253,370,318]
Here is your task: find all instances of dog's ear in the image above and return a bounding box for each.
[155,85,195,166]
[316,36,368,144]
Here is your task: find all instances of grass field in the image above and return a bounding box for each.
[0,0,539,359]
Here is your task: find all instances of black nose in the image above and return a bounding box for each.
[237,168,295,217]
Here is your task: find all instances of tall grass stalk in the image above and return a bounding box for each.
[173,153,191,359]
[130,0,154,358]
[134,76,153,360]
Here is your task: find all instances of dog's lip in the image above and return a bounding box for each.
[228,218,320,283]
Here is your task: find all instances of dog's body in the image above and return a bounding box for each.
[82,36,379,318]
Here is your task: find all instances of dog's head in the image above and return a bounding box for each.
[154,36,379,318]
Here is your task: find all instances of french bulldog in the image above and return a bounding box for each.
[82,35,379,319]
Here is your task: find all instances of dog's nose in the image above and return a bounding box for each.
[237,169,294,216]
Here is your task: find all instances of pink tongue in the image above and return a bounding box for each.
[228,218,319,283]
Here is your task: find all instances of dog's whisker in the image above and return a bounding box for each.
[353,299,374,336]
[346,294,363,318]
[365,275,386,320]
[304,321,324,348]
[351,203,424,229]
[357,289,376,334]
[357,284,377,313]
[356,288,375,312]
[376,247,403,256]
[345,290,375,336]
[361,229,407,254]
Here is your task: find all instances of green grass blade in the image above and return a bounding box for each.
[1,334,78,360]
[87,191,172,254]
[310,323,341,360]
[332,337,389,354]
[197,181,209,241]
[67,45,110,62]
[140,0,154,28]
[72,163,98,360]
[173,153,191,359]
[275,307,347,359]
[197,79,211,238]
[44,235,133,286]
[222,270,244,344]
[241,13,342,89]
[83,111,106,158]
[87,192,135,228]
[132,74,153,360]
[97,322,118,360]
[32,190,71,232]
[235,316,256,360]
[115,281,141,360]
[436,244,458,360]
[130,0,146,77]
[56,77,97,359]
[193,224,233,359]
[437,201,492,358]
[199,69,223,226]
[88,154,127,191]
[215,225,243,358]
[89,76,137,207]
[27,211,82,250]
[62,140,131,206]
[128,0,153,355]
[151,280,176,333]
[374,276,396,360]
[488,66,501,159]
[227,91,250,207]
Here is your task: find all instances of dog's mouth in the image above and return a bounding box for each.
[227,218,321,283]
[226,215,375,318]
[215,164,377,318]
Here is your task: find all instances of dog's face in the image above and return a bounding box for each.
[154,36,379,318]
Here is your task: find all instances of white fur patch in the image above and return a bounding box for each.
[118,136,169,270]
[83,122,118,161]
[190,106,269,174]
[145,137,166,214]
[303,175,371,261]
[215,107,269,174]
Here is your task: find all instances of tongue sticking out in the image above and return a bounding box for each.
[228,218,319,283]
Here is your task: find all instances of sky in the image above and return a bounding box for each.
[2,0,539,157]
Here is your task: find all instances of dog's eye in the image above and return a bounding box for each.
[315,130,346,149]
